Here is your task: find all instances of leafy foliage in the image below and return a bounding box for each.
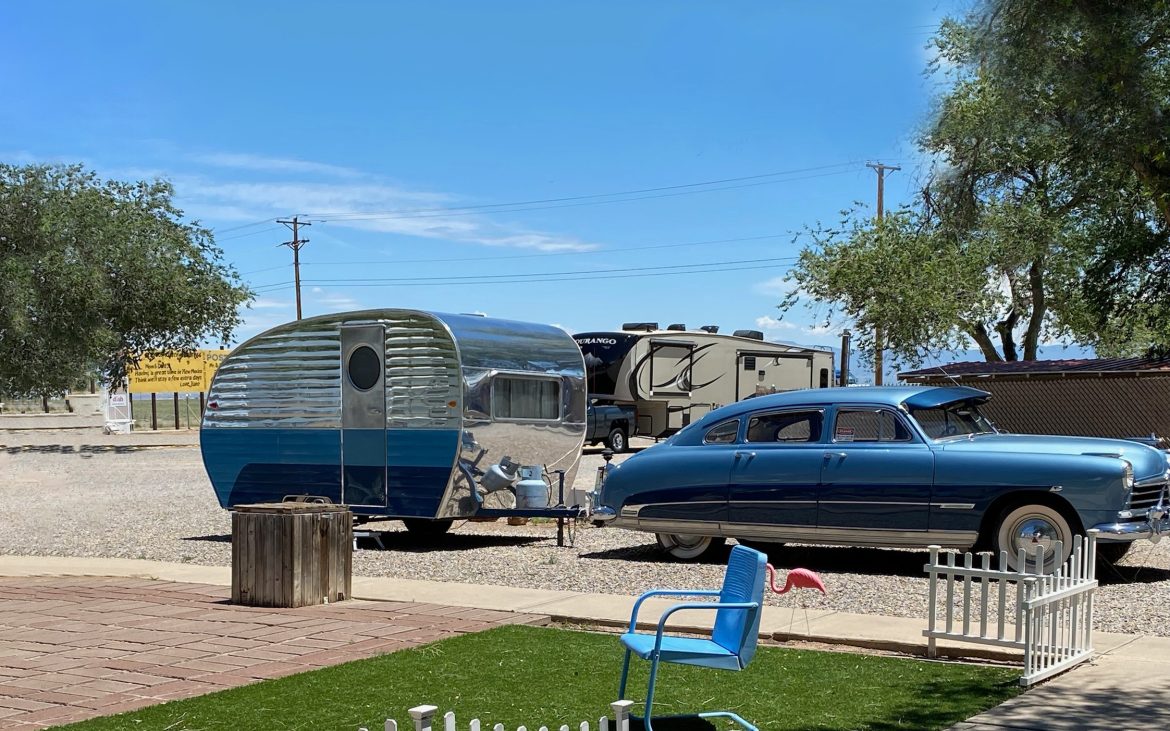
[0,164,250,396]
[783,2,1170,364]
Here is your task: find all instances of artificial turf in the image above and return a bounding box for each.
[54,625,1022,730]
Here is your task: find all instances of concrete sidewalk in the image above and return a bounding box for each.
[1,555,1168,729]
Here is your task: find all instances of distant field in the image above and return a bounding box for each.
[131,395,204,430]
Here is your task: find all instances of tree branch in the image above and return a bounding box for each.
[964,320,1005,361]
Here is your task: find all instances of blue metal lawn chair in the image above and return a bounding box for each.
[618,544,767,731]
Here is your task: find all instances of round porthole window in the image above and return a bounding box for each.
[347,345,382,391]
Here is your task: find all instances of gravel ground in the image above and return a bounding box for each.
[2,429,1168,636]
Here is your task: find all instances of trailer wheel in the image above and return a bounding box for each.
[402,518,454,538]
[605,427,627,453]
[655,533,725,561]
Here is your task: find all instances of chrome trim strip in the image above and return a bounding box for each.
[729,500,817,506]
[614,517,978,549]
[932,503,975,510]
[818,500,932,507]
[1133,475,1168,488]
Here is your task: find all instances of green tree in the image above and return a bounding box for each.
[782,5,1163,365]
[942,0,1170,346]
[0,164,251,397]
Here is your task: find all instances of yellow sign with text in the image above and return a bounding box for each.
[128,349,231,394]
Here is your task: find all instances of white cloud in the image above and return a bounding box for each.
[177,173,598,253]
[755,315,798,332]
[248,298,291,310]
[190,152,367,179]
[753,276,800,298]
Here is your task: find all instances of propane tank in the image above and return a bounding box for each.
[481,456,519,492]
[514,465,549,509]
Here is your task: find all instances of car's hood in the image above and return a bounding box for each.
[937,433,1169,480]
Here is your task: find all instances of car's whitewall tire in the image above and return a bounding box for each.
[655,532,725,560]
[995,504,1074,573]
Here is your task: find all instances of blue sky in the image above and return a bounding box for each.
[2,1,976,379]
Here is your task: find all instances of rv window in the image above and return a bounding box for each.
[703,419,740,444]
[492,376,561,420]
[347,345,382,391]
[819,368,829,388]
[742,356,756,371]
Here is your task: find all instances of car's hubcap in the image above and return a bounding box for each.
[1012,516,1060,556]
[671,534,707,550]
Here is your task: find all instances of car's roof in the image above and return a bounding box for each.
[710,385,990,420]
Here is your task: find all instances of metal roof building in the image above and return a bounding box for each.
[899,357,1170,439]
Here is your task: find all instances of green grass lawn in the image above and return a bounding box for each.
[55,625,1021,731]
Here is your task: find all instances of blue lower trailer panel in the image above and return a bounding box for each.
[201,427,460,519]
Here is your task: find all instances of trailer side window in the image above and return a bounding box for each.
[492,376,561,420]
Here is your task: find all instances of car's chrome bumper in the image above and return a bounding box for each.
[1090,508,1170,543]
[591,505,617,522]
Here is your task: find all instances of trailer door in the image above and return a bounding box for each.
[340,325,388,508]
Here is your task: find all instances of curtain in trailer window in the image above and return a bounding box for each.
[493,376,560,420]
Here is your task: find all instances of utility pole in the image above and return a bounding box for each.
[277,216,311,320]
[866,162,900,385]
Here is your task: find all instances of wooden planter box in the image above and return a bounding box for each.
[231,503,352,608]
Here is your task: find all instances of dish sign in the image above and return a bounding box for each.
[128,349,231,393]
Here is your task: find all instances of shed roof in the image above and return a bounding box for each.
[899,356,1170,381]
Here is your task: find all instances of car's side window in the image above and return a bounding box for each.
[833,408,912,443]
[703,418,740,444]
[746,409,824,443]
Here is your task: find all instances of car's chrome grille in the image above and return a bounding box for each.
[1129,482,1168,511]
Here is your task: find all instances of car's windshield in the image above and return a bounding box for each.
[909,400,997,439]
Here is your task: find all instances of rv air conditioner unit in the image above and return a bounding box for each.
[666,323,686,331]
[699,325,719,334]
[622,322,659,332]
[733,329,765,340]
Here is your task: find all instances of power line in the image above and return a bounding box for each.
[308,262,794,288]
[303,161,862,220]
[306,168,861,223]
[301,232,792,267]
[300,255,798,286]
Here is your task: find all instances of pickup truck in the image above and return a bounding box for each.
[586,402,636,453]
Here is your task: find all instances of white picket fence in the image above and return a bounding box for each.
[361,701,634,731]
[924,530,1099,685]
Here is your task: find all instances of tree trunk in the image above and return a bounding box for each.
[1023,258,1047,360]
[995,308,1021,361]
[965,322,1005,362]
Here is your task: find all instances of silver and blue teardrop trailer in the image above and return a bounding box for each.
[200,309,589,535]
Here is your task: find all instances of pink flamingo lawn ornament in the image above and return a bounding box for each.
[765,564,827,636]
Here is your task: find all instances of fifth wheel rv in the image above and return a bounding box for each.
[574,323,834,438]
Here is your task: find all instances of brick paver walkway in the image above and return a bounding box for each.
[0,577,545,729]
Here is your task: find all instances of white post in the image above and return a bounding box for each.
[926,545,940,657]
[612,701,634,731]
[409,705,438,731]
[444,711,456,731]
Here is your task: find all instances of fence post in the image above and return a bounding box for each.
[408,705,437,731]
[173,392,180,429]
[611,701,634,731]
[150,393,158,430]
[926,545,939,658]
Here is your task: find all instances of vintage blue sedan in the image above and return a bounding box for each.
[593,386,1170,569]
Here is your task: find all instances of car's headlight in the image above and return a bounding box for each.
[1121,459,1135,490]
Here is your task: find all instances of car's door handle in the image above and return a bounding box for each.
[734,451,757,460]
[824,452,847,460]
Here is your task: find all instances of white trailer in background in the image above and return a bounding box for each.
[574,323,834,438]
